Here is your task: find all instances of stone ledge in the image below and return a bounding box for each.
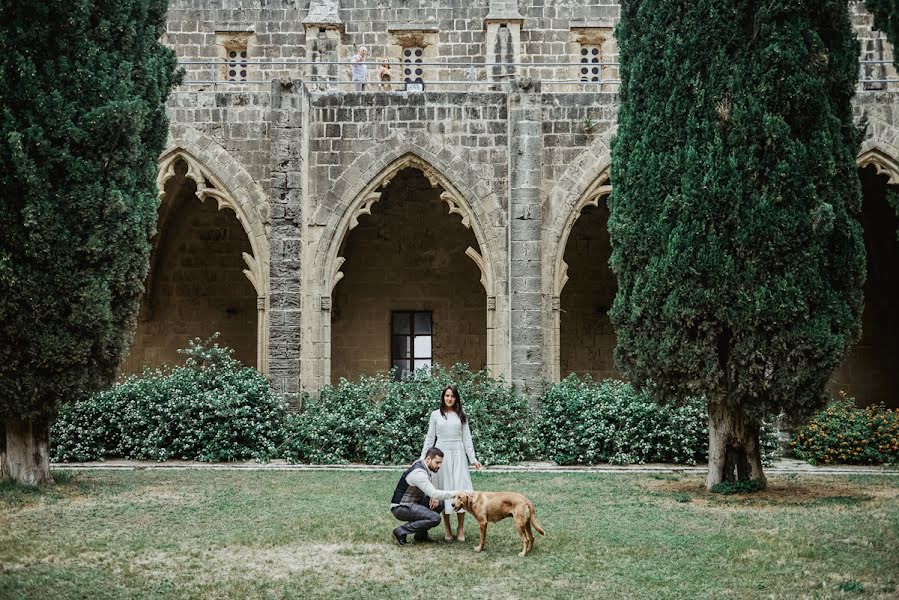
[52,459,899,476]
[386,22,440,33]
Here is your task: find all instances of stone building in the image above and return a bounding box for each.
[122,0,899,407]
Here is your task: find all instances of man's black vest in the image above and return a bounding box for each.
[391,460,430,505]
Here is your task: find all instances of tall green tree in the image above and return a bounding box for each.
[0,1,180,484]
[610,0,865,489]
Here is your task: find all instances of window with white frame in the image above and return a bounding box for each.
[391,310,432,379]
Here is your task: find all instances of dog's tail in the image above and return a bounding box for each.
[527,502,546,536]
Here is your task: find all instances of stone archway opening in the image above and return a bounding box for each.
[831,164,899,408]
[558,195,620,381]
[121,159,258,373]
[329,167,487,382]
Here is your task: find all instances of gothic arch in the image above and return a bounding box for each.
[551,167,613,298]
[306,146,504,387]
[317,150,498,300]
[544,160,613,384]
[857,144,899,184]
[154,138,271,373]
[544,131,614,287]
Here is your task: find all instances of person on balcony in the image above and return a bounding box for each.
[350,45,368,90]
[377,59,393,91]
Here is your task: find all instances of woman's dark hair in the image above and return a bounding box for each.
[439,385,467,424]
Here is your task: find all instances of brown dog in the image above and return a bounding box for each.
[451,491,545,556]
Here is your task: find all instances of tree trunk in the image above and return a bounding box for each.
[0,417,52,486]
[706,399,767,491]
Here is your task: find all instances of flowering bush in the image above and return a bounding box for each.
[52,337,288,462]
[280,364,534,465]
[791,397,899,465]
[536,375,781,466]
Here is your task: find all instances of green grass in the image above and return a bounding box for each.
[1,470,897,599]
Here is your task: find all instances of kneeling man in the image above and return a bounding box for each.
[390,447,458,545]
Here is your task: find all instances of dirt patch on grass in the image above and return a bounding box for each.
[126,543,395,582]
[2,542,406,588]
[643,476,896,508]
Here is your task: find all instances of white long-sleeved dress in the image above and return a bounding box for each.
[420,409,478,514]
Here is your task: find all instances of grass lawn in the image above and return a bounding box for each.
[1,470,897,600]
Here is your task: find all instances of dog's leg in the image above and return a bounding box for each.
[475,521,487,552]
[515,510,530,556]
[525,520,535,554]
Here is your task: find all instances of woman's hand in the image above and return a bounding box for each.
[472,461,482,470]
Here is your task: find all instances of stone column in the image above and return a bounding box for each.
[507,79,545,397]
[303,0,343,90]
[484,1,523,86]
[267,80,306,402]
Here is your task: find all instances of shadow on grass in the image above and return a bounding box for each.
[0,470,86,509]
[643,476,885,507]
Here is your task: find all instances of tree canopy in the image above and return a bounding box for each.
[610,0,865,486]
[0,1,181,429]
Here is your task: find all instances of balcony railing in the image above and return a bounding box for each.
[177,59,620,92]
[173,59,899,93]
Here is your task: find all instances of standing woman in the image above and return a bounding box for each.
[421,385,482,542]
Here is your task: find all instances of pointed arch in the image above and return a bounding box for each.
[152,143,271,373]
[552,168,613,297]
[544,149,613,385]
[320,152,496,299]
[857,145,899,185]
[306,147,503,388]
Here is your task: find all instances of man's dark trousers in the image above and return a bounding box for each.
[391,499,442,540]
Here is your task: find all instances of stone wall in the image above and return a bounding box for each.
[164,0,311,86]
[166,92,272,195]
[299,88,510,391]
[143,1,899,406]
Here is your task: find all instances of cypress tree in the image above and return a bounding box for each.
[0,1,180,484]
[609,1,865,489]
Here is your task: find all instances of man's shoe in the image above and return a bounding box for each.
[392,528,408,546]
[413,534,433,543]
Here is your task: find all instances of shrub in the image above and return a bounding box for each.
[536,376,707,465]
[281,364,533,465]
[791,397,899,465]
[52,337,287,462]
[536,375,781,466]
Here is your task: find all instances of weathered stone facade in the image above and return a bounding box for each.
[123,0,898,407]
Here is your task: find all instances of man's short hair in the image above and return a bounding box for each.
[424,447,444,459]
[358,45,368,53]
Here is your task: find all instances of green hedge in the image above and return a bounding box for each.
[791,398,899,465]
[280,364,534,465]
[536,375,781,466]
[52,344,796,467]
[52,338,287,462]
